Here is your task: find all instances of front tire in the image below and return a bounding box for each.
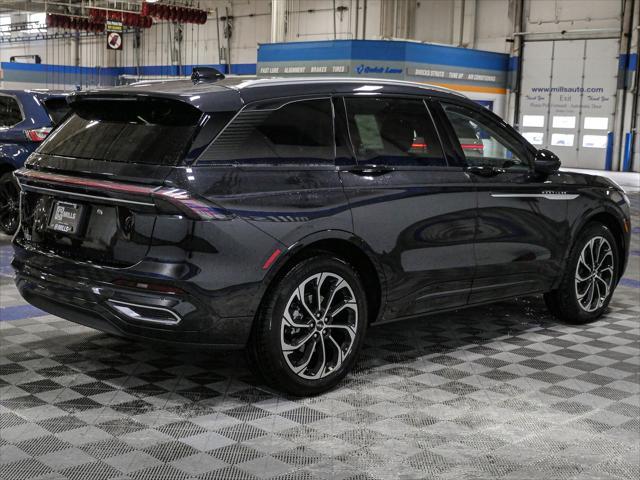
[248,254,367,396]
[544,222,618,324]
[0,171,19,236]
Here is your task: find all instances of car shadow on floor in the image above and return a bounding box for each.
[3,294,572,411]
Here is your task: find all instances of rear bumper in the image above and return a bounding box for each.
[12,256,253,348]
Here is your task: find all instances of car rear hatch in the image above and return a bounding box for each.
[14,92,236,268]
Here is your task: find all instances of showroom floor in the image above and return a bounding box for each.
[1,196,638,480]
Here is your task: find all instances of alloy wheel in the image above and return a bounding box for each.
[280,272,358,380]
[575,236,614,312]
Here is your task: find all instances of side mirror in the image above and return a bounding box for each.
[534,149,561,175]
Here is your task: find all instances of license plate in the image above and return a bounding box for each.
[48,201,85,235]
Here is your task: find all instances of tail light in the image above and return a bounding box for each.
[24,127,52,142]
[15,169,234,221]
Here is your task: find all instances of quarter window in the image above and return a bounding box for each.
[0,96,23,127]
[200,98,334,164]
[343,97,446,167]
[42,97,71,126]
[442,103,529,171]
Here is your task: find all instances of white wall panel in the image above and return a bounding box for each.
[474,0,511,53]
[0,0,625,67]
[526,0,622,31]
[413,0,455,44]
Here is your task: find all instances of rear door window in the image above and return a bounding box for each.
[343,97,446,167]
[0,95,23,127]
[40,97,202,165]
[198,98,334,165]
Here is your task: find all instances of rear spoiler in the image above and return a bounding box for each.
[67,83,243,114]
[14,169,233,221]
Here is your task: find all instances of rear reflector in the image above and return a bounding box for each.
[113,279,185,295]
[262,248,282,270]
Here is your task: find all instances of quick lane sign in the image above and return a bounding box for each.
[258,63,350,75]
[355,64,402,75]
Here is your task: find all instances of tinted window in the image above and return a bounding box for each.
[0,95,22,127]
[199,98,334,164]
[40,98,202,165]
[442,103,529,171]
[42,97,71,126]
[343,97,446,167]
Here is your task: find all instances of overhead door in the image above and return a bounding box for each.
[519,38,619,169]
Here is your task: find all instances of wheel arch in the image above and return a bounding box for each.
[572,208,628,282]
[258,231,386,325]
[0,141,33,171]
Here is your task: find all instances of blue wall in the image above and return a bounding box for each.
[256,40,510,94]
[258,40,509,72]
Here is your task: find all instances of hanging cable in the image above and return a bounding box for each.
[196,12,200,68]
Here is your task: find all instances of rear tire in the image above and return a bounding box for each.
[544,222,618,324]
[0,171,19,236]
[248,254,367,396]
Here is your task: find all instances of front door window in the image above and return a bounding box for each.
[442,103,530,172]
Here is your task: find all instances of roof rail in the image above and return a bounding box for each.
[235,76,467,97]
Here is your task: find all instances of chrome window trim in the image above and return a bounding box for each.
[490,193,580,200]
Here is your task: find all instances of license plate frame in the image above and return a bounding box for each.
[48,200,85,235]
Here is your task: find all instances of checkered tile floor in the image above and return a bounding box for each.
[1,195,638,480]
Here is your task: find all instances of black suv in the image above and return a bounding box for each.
[12,74,631,395]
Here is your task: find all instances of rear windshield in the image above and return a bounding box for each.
[40,97,202,165]
[42,97,71,126]
[0,95,23,127]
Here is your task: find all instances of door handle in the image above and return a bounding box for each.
[345,165,394,176]
[467,166,505,177]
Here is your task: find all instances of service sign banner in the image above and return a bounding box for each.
[258,62,350,76]
[256,40,511,94]
[106,20,123,50]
